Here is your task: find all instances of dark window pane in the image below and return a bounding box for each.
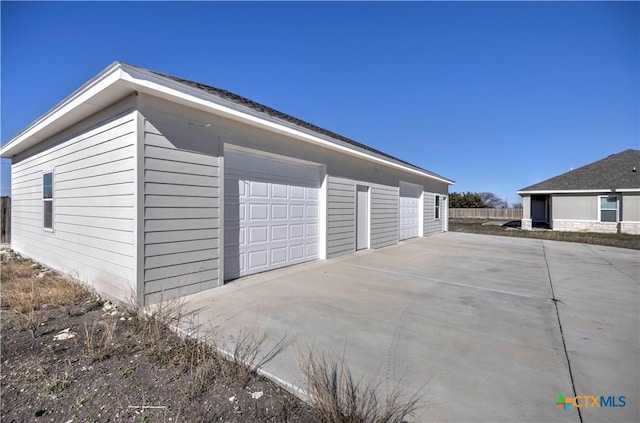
[601,210,617,222]
[44,201,53,229]
[600,197,617,210]
[43,173,53,199]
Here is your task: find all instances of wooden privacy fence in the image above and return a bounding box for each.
[449,208,523,220]
[1,197,10,243]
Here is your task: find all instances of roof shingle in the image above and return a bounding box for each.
[519,149,640,192]
[145,67,452,183]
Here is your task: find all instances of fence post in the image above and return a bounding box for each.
[1,196,10,243]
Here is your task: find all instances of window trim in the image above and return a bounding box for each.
[598,195,619,223]
[43,170,54,232]
[435,194,441,220]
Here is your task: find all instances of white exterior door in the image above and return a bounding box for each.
[224,148,321,280]
[399,182,422,240]
[356,185,369,250]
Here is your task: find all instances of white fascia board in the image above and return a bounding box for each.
[2,62,454,185]
[0,62,125,158]
[119,65,454,185]
[517,189,640,195]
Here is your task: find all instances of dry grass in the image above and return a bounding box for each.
[300,351,422,423]
[219,328,292,386]
[1,257,89,311]
[83,316,118,361]
[1,253,91,336]
[1,249,315,421]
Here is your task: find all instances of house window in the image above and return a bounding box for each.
[599,196,619,223]
[435,195,440,219]
[43,172,53,230]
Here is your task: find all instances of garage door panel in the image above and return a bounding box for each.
[306,243,318,256]
[249,181,268,197]
[271,225,287,241]
[271,204,288,219]
[289,185,303,199]
[271,247,287,264]
[224,149,320,280]
[249,204,268,220]
[290,204,304,218]
[248,226,268,243]
[272,184,288,198]
[307,223,319,236]
[290,224,305,238]
[290,244,304,260]
[399,183,421,240]
[307,205,319,218]
[248,250,268,269]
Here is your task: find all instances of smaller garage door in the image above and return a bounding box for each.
[224,148,322,280]
[399,182,422,240]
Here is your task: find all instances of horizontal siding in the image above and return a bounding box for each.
[10,111,137,300]
[142,116,221,303]
[423,192,442,236]
[326,176,355,258]
[371,185,399,249]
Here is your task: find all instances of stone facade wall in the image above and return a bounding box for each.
[521,219,532,230]
[620,222,640,235]
[552,220,619,234]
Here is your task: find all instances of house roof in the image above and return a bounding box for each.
[1,62,454,184]
[518,149,640,193]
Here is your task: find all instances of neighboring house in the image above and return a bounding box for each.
[518,149,640,235]
[0,62,453,305]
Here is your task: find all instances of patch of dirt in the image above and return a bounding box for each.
[1,249,319,422]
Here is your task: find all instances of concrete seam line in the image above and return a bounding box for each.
[542,240,583,423]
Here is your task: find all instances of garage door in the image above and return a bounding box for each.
[399,182,421,240]
[224,148,321,280]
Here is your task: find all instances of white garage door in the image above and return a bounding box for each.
[224,149,321,280]
[399,182,421,240]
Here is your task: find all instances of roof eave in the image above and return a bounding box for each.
[1,63,455,185]
[518,188,640,195]
[0,62,130,158]
[120,65,454,184]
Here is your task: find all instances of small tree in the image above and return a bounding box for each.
[449,192,486,208]
[478,192,507,209]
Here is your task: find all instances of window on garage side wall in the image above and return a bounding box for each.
[43,172,53,230]
[599,195,619,223]
[435,195,440,219]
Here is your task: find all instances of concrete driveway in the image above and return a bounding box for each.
[183,232,639,422]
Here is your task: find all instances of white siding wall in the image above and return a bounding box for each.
[370,184,399,249]
[11,105,137,300]
[622,193,640,222]
[136,94,449,276]
[327,176,355,258]
[423,192,442,236]
[142,117,221,304]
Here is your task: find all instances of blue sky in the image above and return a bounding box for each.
[2,1,638,205]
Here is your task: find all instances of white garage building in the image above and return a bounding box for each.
[0,62,453,304]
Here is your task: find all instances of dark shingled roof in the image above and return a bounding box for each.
[145,67,452,183]
[519,149,640,192]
